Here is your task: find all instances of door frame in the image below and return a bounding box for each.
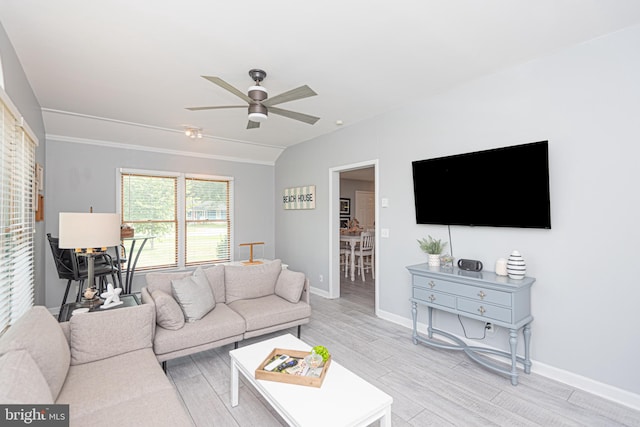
[328,159,380,314]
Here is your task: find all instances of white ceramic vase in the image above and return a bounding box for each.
[506,250,526,280]
[428,254,441,267]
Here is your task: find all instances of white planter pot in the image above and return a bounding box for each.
[427,254,441,267]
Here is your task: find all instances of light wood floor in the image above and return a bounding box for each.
[165,274,640,426]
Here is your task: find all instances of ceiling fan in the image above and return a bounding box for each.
[187,69,320,129]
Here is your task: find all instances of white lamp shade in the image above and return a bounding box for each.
[59,212,121,249]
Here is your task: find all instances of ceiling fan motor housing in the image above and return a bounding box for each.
[248,102,268,121]
[248,85,268,102]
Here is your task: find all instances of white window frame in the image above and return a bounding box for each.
[117,168,234,270]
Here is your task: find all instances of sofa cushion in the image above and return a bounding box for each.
[274,269,306,303]
[153,304,246,356]
[69,304,154,365]
[151,290,185,330]
[225,259,282,304]
[56,348,187,422]
[228,294,311,332]
[145,270,193,295]
[203,264,226,303]
[0,350,54,404]
[0,306,70,400]
[171,267,216,322]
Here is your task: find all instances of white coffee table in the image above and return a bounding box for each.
[230,334,393,427]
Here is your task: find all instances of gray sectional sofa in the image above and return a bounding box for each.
[0,304,191,426]
[141,259,311,364]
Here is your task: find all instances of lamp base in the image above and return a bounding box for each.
[80,297,102,308]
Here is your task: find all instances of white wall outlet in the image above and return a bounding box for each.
[319,274,323,282]
[381,228,389,238]
[485,322,495,334]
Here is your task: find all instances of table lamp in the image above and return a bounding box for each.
[59,212,121,302]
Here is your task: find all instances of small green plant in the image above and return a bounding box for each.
[312,345,330,363]
[417,235,448,255]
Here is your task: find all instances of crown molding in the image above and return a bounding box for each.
[41,107,287,150]
[46,134,276,166]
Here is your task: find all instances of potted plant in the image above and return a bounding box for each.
[417,236,448,267]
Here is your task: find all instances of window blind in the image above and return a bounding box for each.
[0,88,37,334]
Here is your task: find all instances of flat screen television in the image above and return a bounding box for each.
[412,141,551,229]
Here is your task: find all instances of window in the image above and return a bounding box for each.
[120,169,233,269]
[0,87,37,333]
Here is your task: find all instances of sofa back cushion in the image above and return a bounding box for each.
[171,267,216,322]
[69,304,154,365]
[225,259,282,304]
[0,306,70,400]
[0,350,54,404]
[203,264,226,303]
[145,271,193,295]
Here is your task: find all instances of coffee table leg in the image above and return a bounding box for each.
[381,405,392,427]
[230,359,239,407]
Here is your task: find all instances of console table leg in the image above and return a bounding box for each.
[411,301,418,344]
[509,328,519,386]
[523,323,532,374]
[427,306,434,339]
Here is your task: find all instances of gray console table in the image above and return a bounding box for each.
[407,263,534,385]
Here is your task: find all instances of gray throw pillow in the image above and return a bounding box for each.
[151,289,185,330]
[274,269,306,303]
[225,259,282,304]
[171,267,216,322]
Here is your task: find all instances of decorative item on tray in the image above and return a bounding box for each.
[255,346,332,388]
[120,223,134,238]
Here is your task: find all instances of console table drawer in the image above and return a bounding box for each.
[413,288,456,309]
[457,298,512,323]
[413,276,511,306]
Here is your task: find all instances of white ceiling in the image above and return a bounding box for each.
[2,1,640,164]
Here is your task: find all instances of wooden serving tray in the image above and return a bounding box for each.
[255,348,331,388]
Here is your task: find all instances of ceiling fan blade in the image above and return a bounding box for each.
[262,85,317,107]
[247,120,261,129]
[202,76,252,103]
[186,105,246,111]
[269,106,320,125]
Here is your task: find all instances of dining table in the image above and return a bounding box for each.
[340,232,362,281]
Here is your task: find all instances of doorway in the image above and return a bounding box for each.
[329,160,379,315]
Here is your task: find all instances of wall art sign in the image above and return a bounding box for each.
[282,185,316,210]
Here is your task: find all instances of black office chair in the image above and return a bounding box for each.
[47,234,120,318]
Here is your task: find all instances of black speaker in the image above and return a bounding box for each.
[458,259,483,272]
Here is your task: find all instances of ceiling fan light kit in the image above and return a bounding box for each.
[187,68,320,129]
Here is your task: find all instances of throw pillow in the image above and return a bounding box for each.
[151,290,185,330]
[203,264,225,303]
[0,350,54,404]
[171,267,216,322]
[0,306,70,400]
[274,269,306,303]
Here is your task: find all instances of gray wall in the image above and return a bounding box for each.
[44,140,275,308]
[275,24,640,397]
[0,23,46,305]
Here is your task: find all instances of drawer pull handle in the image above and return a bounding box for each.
[428,294,436,302]
[477,291,486,299]
[478,306,486,315]
[429,281,436,289]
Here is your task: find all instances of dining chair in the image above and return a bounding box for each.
[355,231,374,281]
[47,234,120,317]
[340,244,351,277]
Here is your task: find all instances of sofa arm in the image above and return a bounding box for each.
[68,304,154,365]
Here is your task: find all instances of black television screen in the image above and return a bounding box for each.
[412,141,551,229]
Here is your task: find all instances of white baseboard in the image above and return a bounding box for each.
[309,286,332,299]
[376,308,640,411]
